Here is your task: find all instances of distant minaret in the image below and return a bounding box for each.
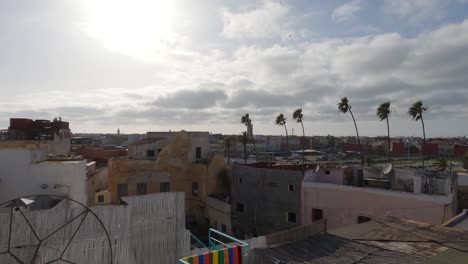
[247,123,253,138]
[117,128,120,135]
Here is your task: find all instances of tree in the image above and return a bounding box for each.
[222,136,233,165]
[434,158,448,171]
[275,113,289,153]
[292,109,305,164]
[241,113,257,163]
[408,100,427,169]
[461,154,468,170]
[338,97,364,166]
[240,132,249,164]
[377,101,392,163]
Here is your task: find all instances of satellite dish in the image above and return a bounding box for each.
[382,163,393,175]
[315,164,320,172]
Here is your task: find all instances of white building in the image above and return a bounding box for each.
[0,138,88,206]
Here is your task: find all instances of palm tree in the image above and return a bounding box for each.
[240,132,249,164]
[408,100,427,168]
[338,97,364,166]
[241,113,257,163]
[292,109,305,163]
[222,136,233,164]
[377,102,392,163]
[275,113,289,153]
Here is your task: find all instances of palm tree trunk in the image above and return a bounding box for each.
[284,125,289,153]
[243,143,247,164]
[301,121,305,165]
[387,117,391,163]
[421,116,426,169]
[349,109,364,166]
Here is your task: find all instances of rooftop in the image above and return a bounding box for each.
[254,217,468,264]
[253,233,425,263]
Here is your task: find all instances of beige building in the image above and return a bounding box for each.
[108,131,227,224]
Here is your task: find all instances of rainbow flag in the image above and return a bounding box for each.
[181,246,243,264]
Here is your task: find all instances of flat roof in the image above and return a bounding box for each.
[40,160,83,165]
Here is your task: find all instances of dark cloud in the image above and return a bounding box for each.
[224,85,336,109]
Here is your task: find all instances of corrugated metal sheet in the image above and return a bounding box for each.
[0,193,190,263]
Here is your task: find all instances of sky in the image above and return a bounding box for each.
[1,0,468,137]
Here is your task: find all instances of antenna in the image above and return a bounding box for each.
[382,163,393,175]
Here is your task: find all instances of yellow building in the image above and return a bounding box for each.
[108,131,227,224]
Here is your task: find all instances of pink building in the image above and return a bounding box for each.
[301,166,457,230]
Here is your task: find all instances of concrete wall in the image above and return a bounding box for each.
[95,190,111,205]
[87,167,109,206]
[49,129,71,155]
[0,149,87,205]
[316,167,346,185]
[206,197,231,234]
[128,139,168,159]
[146,131,210,162]
[302,182,455,230]
[231,166,303,237]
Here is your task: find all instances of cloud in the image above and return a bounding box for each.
[221,0,289,39]
[2,1,468,136]
[383,0,447,23]
[332,0,362,23]
[151,88,228,109]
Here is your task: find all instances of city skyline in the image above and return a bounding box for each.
[1,0,468,136]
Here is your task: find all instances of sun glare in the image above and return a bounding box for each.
[82,0,175,61]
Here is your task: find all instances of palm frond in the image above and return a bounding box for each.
[292,109,303,123]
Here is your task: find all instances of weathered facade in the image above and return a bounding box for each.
[108,132,226,225]
[206,194,232,234]
[231,165,303,238]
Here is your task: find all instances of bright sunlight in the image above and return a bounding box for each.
[82,0,175,61]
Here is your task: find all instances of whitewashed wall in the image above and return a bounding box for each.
[0,149,87,205]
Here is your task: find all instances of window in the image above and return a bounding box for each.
[160,182,170,192]
[222,224,227,233]
[117,184,128,204]
[358,216,371,224]
[97,195,104,203]
[287,212,297,223]
[192,182,199,196]
[236,203,244,212]
[325,170,330,175]
[147,149,155,158]
[137,183,147,195]
[288,184,294,192]
[312,209,323,222]
[196,147,202,159]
